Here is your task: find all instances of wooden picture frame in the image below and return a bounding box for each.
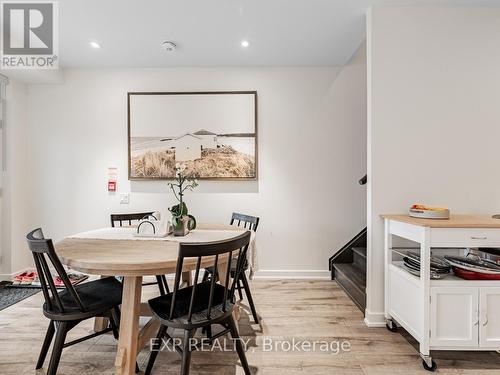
[127,91,258,180]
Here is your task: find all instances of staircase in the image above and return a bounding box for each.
[329,174,367,313]
[329,229,367,312]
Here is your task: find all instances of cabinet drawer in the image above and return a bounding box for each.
[431,229,500,248]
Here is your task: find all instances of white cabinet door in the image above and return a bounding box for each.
[430,287,478,347]
[480,288,500,349]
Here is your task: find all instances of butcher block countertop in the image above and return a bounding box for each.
[381,214,500,228]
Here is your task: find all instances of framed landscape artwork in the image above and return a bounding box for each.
[128,91,257,180]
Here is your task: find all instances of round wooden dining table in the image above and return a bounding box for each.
[55,223,245,375]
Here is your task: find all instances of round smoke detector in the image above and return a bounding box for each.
[161,41,177,52]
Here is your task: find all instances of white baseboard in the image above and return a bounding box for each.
[0,267,35,282]
[252,269,330,280]
[363,309,386,327]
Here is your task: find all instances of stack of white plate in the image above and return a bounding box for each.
[409,208,450,219]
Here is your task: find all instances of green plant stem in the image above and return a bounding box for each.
[169,167,197,220]
[170,185,180,203]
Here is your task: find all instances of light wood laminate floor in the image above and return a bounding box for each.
[0,280,499,374]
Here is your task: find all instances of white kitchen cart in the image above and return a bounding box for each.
[383,214,500,372]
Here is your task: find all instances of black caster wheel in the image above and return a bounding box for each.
[422,359,437,372]
[386,321,398,333]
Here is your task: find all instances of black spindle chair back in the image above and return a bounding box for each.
[110,211,155,227]
[230,212,259,232]
[169,231,251,323]
[26,228,85,314]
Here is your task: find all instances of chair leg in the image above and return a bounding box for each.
[36,320,55,369]
[228,315,251,375]
[145,324,167,375]
[180,329,195,375]
[156,275,166,295]
[47,321,69,375]
[205,325,213,342]
[161,275,170,293]
[240,272,259,324]
[237,279,244,300]
[113,306,121,322]
[109,311,120,340]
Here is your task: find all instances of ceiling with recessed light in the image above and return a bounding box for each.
[58,0,500,68]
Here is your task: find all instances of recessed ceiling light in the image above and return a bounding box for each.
[241,40,249,48]
[90,41,101,49]
[161,41,177,52]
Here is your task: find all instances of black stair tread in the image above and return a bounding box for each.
[351,247,366,259]
[333,263,366,290]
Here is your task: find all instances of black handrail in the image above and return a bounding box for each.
[359,175,367,185]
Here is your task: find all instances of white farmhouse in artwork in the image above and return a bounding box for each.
[193,129,219,149]
[172,130,220,161]
[173,134,202,161]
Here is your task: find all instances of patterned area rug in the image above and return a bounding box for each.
[0,281,40,311]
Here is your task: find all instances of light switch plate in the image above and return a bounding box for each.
[120,193,130,204]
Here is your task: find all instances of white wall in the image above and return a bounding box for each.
[11,49,366,278]
[366,6,500,325]
[0,79,34,279]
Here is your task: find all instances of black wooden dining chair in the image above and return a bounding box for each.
[230,212,260,232]
[203,212,260,324]
[111,212,170,295]
[26,228,124,375]
[144,231,252,375]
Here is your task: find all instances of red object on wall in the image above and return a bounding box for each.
[108,181,116,192]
